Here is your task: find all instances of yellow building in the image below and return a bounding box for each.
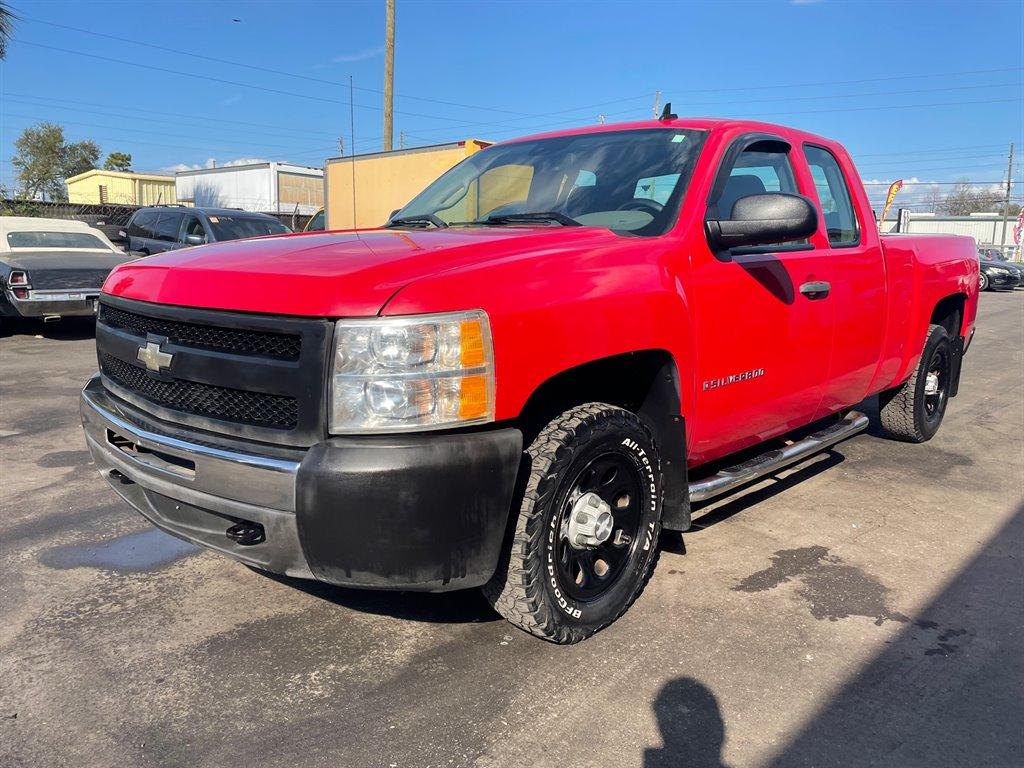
[65,169,177,206]
[325,140,491,229]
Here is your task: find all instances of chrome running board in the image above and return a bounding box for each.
[688,411,869,503]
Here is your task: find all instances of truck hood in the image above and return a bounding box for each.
[102,227,621,317]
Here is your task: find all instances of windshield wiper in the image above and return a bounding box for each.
[385,214,449,229]
[481,211,581,227]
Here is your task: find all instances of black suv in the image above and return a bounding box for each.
[123,207,289,256]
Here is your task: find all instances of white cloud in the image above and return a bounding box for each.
[332,46,384,63]
[160,157,270,174]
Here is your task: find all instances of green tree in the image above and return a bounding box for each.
[11,122,100,201]
[0,2,17,61]
[103,152,133,172]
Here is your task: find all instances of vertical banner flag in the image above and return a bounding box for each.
[1013,206,1024,246]
[879,179,904,230]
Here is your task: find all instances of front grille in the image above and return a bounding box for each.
[100,304,301,360]
[101,354,299,429]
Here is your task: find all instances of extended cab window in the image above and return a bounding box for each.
[805,145,860,246]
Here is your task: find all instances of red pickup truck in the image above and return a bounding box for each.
[81,116,979,643]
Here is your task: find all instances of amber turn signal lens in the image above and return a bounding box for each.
[460,319,486,368]
[458,374,489,420]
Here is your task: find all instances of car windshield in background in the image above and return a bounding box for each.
[207,216,289,241]
[393,128,707,236]
[7,231,110,250]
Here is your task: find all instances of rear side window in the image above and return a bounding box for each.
[129,211,154,238]
[805,145,859,246]
[6,231,108,249]
[153,212,183,242]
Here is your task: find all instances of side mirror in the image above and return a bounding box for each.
[184,234,207,246]
[705,192,818,251]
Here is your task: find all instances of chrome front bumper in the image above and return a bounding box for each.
[80,375,313,578]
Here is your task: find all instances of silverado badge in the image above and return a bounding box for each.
[703,368,764,391]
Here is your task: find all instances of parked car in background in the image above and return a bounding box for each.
[83,117,979,643]
[304,208,326,232]
[122,206,290,256]
[1,217,133,323]
[978,254,1022,291]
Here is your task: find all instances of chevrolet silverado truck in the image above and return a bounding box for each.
[81,116,979,643]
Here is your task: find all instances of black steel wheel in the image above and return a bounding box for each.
[553,451,645,602]
[484,403,663,644]
[879,324,953,442]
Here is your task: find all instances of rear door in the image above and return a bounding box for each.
[799,144,886,414]
[688,134,836,464]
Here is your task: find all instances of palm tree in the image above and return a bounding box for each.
[0,2,17,61]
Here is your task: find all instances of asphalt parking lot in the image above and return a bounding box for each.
[1,294,1021,768]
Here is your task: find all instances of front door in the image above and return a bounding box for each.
[688,136,835,466]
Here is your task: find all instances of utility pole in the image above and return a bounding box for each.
[652,90,661,119]
[1000,141,1014,247]
[597,114,606,124]
[338,137,345,156]
[383,0,395,151]
[399,130,407,149]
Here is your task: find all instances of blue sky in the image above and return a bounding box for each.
[2,0,1021,208]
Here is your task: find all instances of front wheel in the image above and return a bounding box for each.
[484,403,663,644]
[878,324,953,442]
[979,272,990,292]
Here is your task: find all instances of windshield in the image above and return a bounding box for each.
[207,215,289,241]
[394,128,707,236]
[7,231,110,250]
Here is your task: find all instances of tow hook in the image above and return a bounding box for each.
[225,521,265,546]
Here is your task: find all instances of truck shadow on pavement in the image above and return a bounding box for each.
[253,570,502,624]
[647,503,1024,768]
[687,450,845,533]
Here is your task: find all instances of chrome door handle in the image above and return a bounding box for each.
[799,281,831,299]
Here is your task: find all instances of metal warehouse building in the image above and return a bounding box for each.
[882,212,1021,258]
[65,169,177,206]
[175,162,324,215]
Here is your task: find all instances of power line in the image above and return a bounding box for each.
[853,144,1008,158]
[18,16,539,117]
[2,92,338,138]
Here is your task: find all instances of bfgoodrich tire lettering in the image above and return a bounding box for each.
[483,403,663,644]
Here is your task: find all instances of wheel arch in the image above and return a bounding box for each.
[929,293,967,397]
[513,349,691,531]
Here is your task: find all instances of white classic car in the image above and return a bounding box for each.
[1,217,134,321]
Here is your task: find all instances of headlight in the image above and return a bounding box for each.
[990,268,1010,276]
[329,310,494,433]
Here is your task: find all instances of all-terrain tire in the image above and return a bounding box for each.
[483,403,663,644]
[878,324,953,443]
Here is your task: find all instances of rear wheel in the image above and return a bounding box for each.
[484,403,663,644]
[878,324,952,443]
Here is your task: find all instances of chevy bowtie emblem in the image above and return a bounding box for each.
[137,340,174,372]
